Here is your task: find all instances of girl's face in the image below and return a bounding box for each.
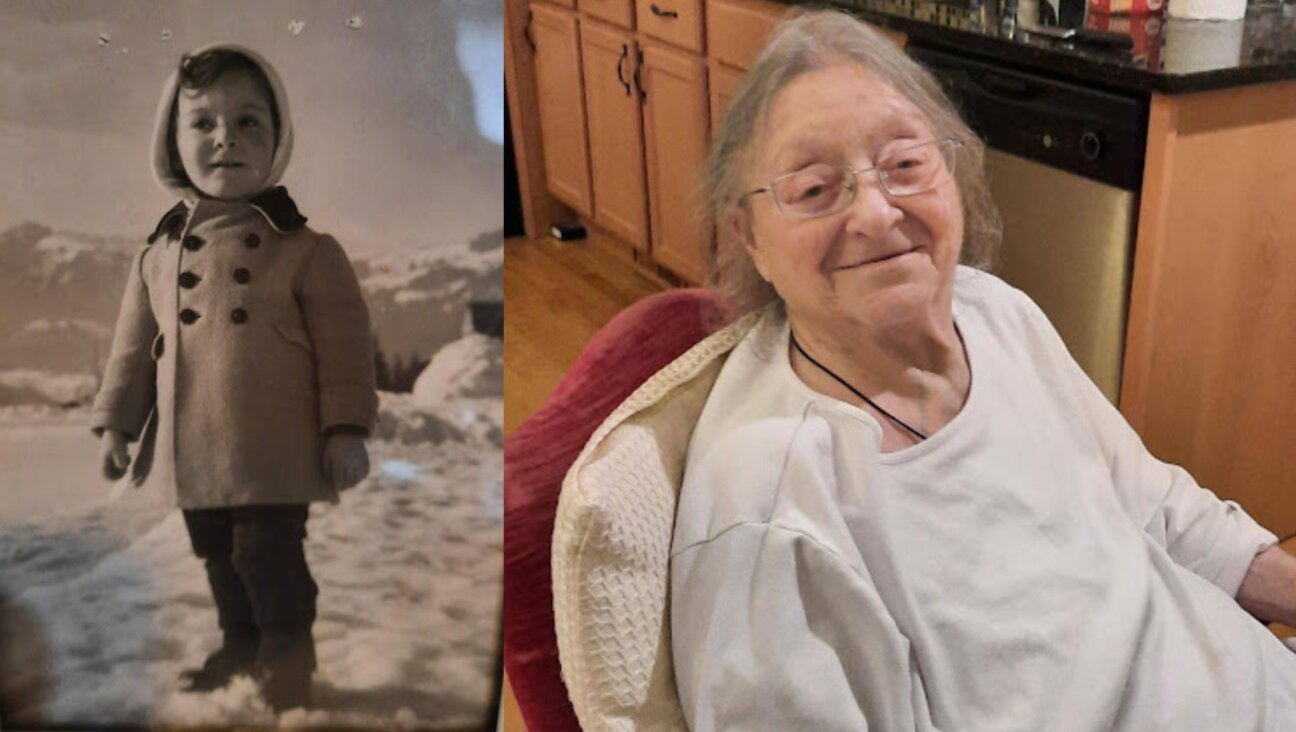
[742,63,964,332]
[175,69,276,200]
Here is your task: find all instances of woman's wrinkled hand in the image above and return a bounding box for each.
[1237,544,1296,629]
[99,430,130,481]
[323,433,370,491]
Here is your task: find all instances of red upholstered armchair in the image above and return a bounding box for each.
[503,288,724,731]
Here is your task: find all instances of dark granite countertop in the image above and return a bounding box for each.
[779,0,1296,93]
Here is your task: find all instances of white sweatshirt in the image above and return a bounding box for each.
[670,267,1296,731]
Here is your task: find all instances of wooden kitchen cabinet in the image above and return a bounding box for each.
[1121,80,1296,539]
[581,20,650,249]
[520,0,903,285]
[580,0,635,29]
[641,42,711,284]
[531,2,594,217]
[706,0,905,71]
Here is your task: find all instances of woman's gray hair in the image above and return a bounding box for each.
[702,9,1002,317]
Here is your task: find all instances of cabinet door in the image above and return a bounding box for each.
[708,63,745,140]
[641,43,709,283]
[581,22,650,250]
[531,3,594,217]
[1122,85,1296,538]
[706,0,783,71]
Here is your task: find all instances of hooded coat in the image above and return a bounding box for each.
[91,43,377,509]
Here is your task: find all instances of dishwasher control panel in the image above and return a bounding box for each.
[908,44,1148,192]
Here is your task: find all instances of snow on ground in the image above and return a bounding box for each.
[0,396,502,729]
[0,406,116,523]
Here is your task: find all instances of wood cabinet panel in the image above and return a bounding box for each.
[531,3,594,216]
[641,43,710,283]
[581,21,651,249]
[1122,81,1296,538]
[708,62,745,139]
[706,0,784,71]
[637,0,705,54]
[580,0,635,30]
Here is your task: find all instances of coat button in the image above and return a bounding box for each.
[183,235,205,251]
[244,233,261,249]
[233,267,251,284]
[179,308,201,324]
[178,271,202,289]
[230,308,248,324]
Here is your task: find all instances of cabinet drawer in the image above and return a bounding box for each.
[636,0,704,54]
[580,0,634,29]
[535,0,577,10]
[706,0,784,71]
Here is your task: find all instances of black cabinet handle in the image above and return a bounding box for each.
[524,10,535,52]
[650,4,679,19]
[616,44,630,96]
[634,49,646,101]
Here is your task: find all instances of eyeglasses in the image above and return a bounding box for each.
[741,138,963,219]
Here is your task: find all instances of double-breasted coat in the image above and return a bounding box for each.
[92,43,376,508]
[92,190,378,508]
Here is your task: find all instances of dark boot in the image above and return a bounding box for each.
[179,631,259,692]
[256,632,316,712]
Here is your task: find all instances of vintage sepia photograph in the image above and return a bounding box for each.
[0,1,503,728]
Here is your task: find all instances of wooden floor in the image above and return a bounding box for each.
[504,232,668,435]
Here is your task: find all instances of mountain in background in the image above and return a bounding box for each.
[0,223,138,378]
[358,228,503,386]
[0,222,503,407]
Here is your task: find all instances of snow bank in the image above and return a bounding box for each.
[0,369,97,406]
[412,334,503,405]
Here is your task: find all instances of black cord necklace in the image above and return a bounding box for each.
[790,331,929,442]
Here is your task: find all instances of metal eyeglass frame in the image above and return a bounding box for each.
[739,138,965,219]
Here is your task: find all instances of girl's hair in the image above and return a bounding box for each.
[701,10,1003,317]
[165,50,281,184]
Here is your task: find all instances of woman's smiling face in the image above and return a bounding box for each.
[742,63,964,331]
[175,69,276,200]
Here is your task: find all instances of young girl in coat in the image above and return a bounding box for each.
[92,44,378,713]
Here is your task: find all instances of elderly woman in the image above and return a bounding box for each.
[669,10,1296,731]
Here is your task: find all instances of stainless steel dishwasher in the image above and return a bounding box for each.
[908,44,1148,404]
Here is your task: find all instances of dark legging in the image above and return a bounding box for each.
[182,504,318,672]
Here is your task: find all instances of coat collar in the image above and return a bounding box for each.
[147,186,308,244]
